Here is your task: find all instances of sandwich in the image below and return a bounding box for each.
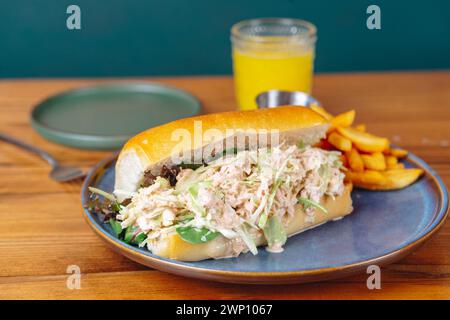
[89,106,353,261]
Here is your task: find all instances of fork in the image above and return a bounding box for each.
[0,133,86,182]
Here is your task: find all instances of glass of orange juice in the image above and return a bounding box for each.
[231,18,317,110]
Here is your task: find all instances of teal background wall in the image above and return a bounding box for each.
[1,0,449,77]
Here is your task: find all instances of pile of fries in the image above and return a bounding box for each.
[312,105,423,190]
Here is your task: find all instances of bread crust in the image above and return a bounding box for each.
[151,183,353,261]
[114,106,328,200]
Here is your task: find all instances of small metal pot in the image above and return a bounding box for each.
[255,90,321,109]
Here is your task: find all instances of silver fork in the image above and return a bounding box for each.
[0,133,86,182]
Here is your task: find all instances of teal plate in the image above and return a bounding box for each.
[31,83,201,150]
[81,153,448,284]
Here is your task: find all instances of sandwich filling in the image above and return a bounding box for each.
[112,143,345,256]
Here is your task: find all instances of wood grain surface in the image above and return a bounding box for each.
[0,71,449,299]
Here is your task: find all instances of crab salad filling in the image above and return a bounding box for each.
[109,142,346,256]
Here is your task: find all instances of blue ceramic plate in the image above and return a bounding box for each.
[81,153,448,284]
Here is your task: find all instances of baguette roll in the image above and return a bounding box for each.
[112,106,354,262]
[114,106,329,201]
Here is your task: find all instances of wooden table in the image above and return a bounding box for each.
[0,72,449,299]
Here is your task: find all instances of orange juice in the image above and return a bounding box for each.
[233,48,314,110]
[231,18,317,110]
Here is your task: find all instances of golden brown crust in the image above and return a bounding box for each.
[123,106,326,164]
[152,183,353,261]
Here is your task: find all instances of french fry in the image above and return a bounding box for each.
[347,168,423,190]
[346,170,386,189]
[385,155,398,169]
[354,124,366,132]
[381,169,424,189]
[395,163,405,169]
[361,152,386,171]
[330,110,356,128]
[337,127,389,153]
[310,104,333,121]
[316,106,421,191]
[328,132,352,152]
[346,148,364,172]
[390,148,408,158]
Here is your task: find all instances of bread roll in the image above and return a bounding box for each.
[114,106,328,201]
[112,106,354,262]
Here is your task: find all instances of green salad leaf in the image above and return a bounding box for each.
[123,226,147,245]
[109,219,122,237]
[298,197,328,214]
[176,226,220,244]
[124,226,137,243]
[133,232,147,245]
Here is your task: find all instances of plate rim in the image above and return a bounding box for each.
[30,82,201,149]
[81,152,449,284]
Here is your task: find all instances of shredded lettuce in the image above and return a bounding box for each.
[318,164,329,177]
[237,225,258,255]
[88,187,116,202]
[187,182,211,217]
[297,139,306,150]
[263,216,287,248]
[175,166,208,193]
[155,176,170,188]
[214,227,238,239]
[88,186,123,212]
[258,179,283,228]
[333,160,343,169]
